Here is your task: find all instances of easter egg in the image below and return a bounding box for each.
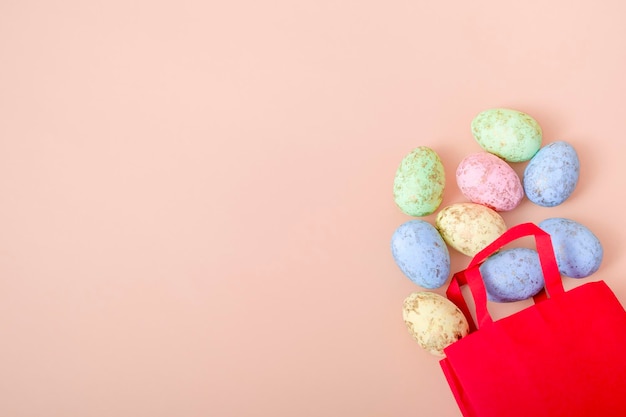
[402,291,470,356]
[456,152,524,211]
[480,248,545,302]
[471,108,542,162]
[391,220,450,288]
[393,146,445,217]
[523,141,580,207]
[538,217,603,278]
[436,203,507,256]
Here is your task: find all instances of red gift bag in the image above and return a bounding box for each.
[440,223,626,417]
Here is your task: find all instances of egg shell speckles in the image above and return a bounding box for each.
[393,147,445,217]
[435,203,507,257]
[480,248,545,302]
[391,220,450,289]
[456,152,524,211]
[523,141,580,207]
[538,217,603,278]
[471,108,542,162]
[402,291,469,357]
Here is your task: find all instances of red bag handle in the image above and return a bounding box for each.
[446,222,564,331]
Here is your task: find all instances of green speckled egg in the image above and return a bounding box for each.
[393,147,445,217]
[471,108,542,162]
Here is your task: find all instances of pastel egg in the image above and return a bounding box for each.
[480,248,545,302]
[538,217,603,278]
[456,152,524,211]
[471,108,542,162]
[436,203,507,256]
[391,220,450,289]
[402,291,469,356]
[523,141,580,207]
[393,147,445,217]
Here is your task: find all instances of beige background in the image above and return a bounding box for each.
[2,1,625,416]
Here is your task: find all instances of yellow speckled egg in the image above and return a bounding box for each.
[435,203,506,256]
[402,291,469,357]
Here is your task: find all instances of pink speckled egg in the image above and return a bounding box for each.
[456,152,524,211]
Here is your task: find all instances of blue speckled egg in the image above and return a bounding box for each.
[480,248,545,302]
[539,217,603,278]
[391,220,450,289]
[523,141,580,207]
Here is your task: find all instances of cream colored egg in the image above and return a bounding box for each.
[435,203,506,256]
[402,291,469,356]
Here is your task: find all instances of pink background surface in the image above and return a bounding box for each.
[2,1,626,416]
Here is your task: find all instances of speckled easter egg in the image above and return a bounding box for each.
[480,248,545,302]
[523,141,580,207]
[402,291,469,356]
[391,220,450,289]
[393,147,445,217]
[538,217,603,278]
[471,108,542,162]
[456,152,524,211]
[435,203,507,256]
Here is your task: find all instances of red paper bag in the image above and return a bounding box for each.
[440,223,626,417]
